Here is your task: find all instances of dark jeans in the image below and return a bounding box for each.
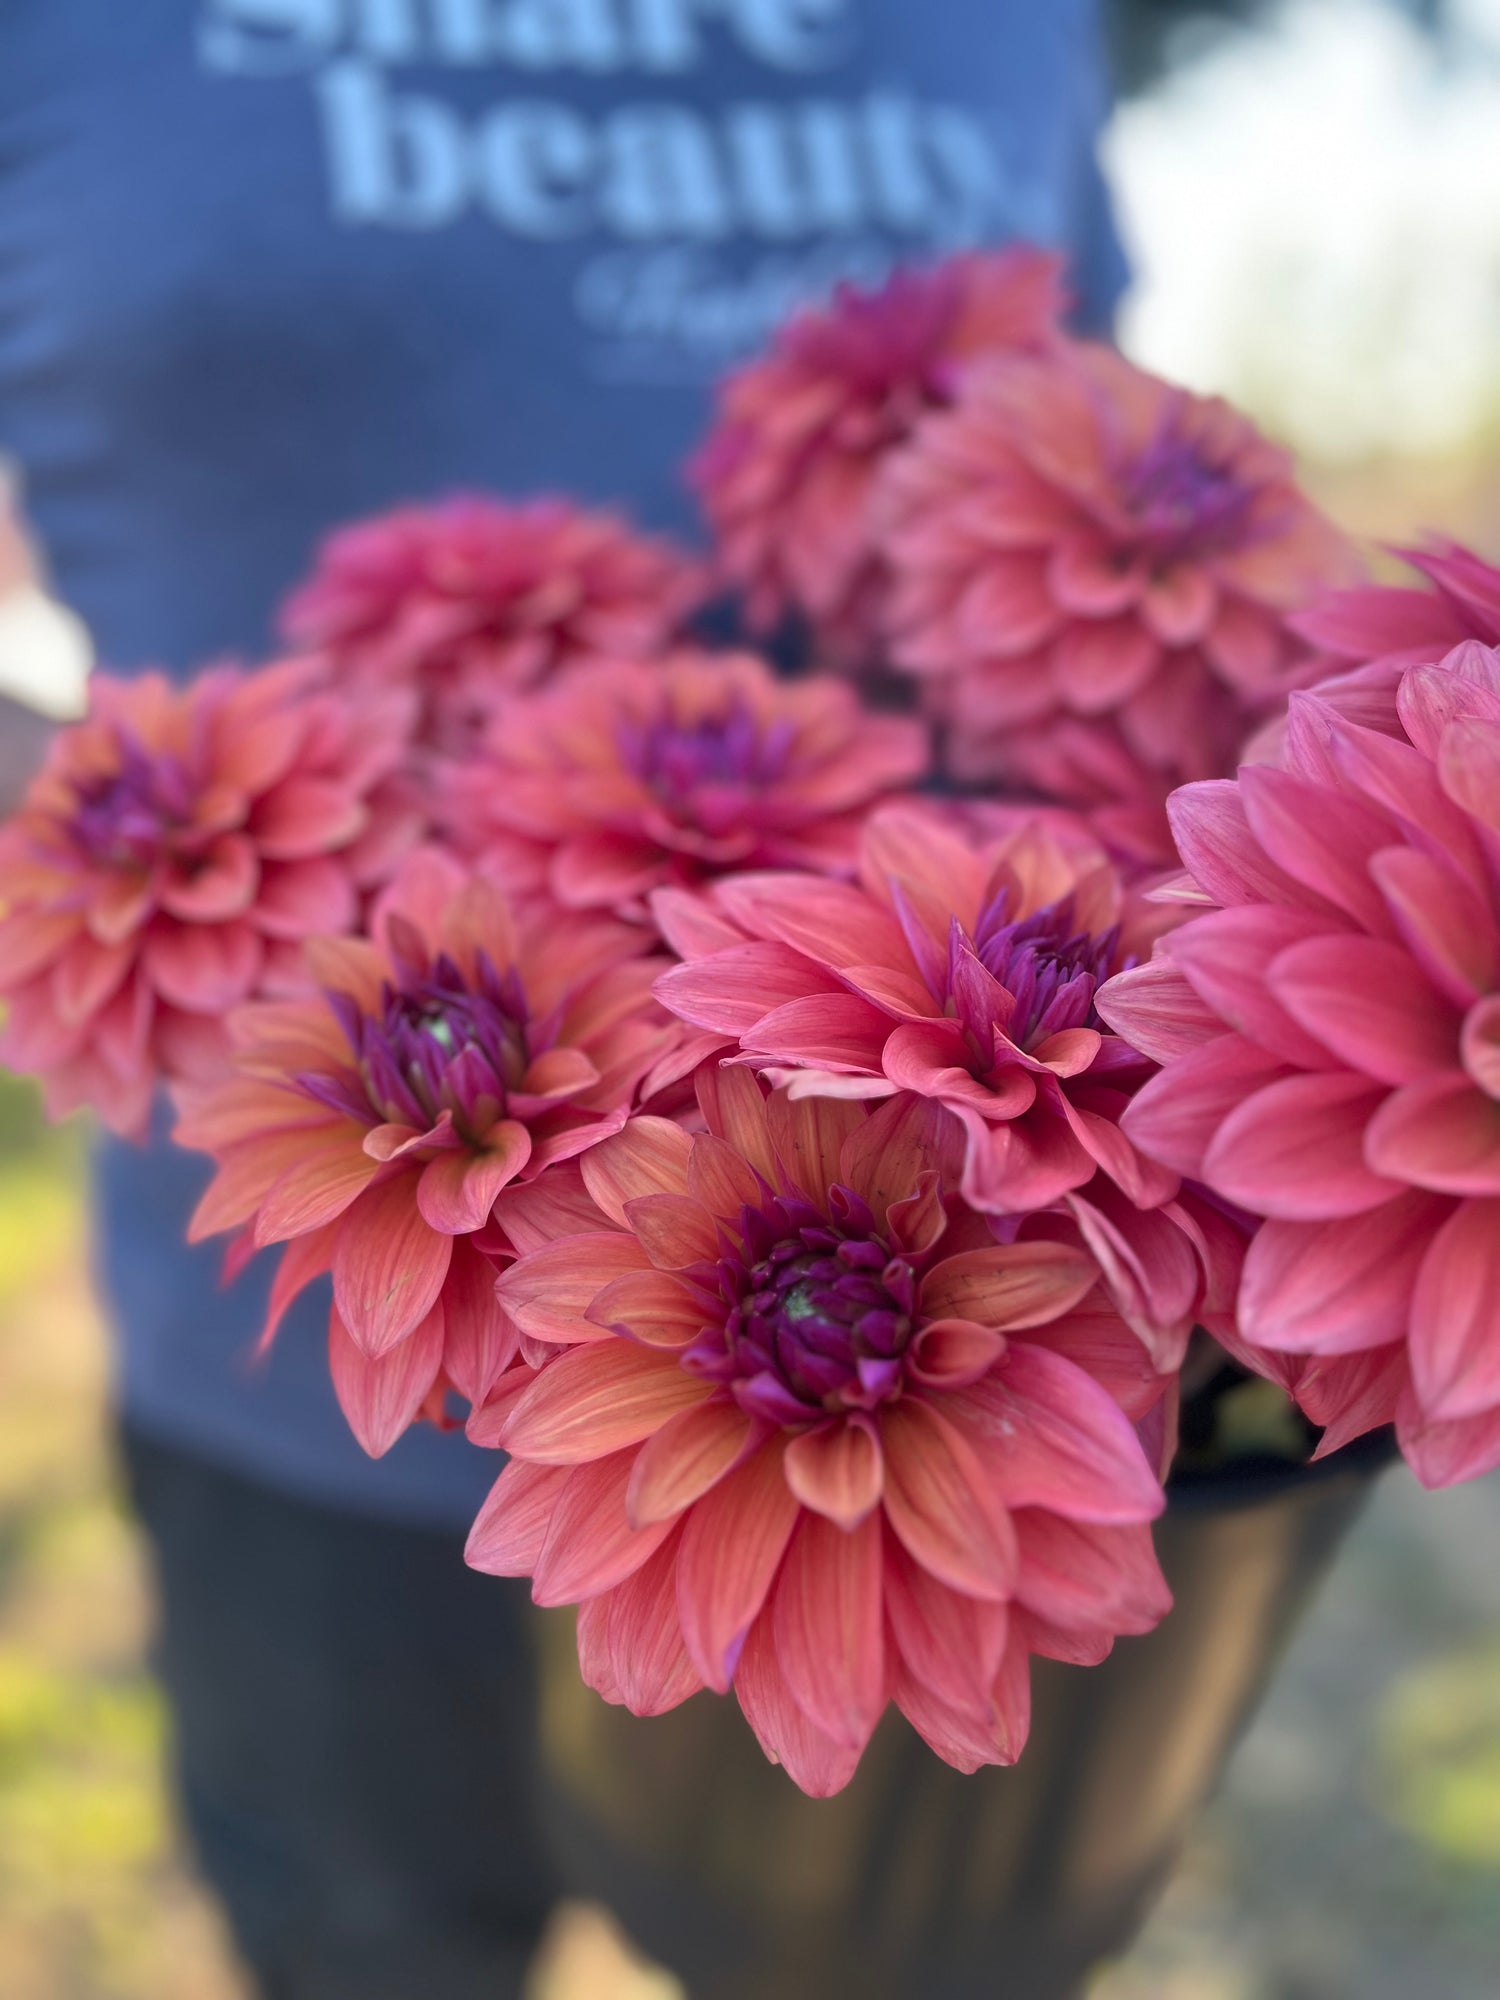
[122,1429,560,2000]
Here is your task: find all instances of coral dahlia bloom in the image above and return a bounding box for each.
[880,341,1358,860]
[469,1073,1169,1796]
[653,804,1238,1368]
[1098,639,1500,1488]
[691,249,1066,664]
[281,496,704,754]
[174,849,676,1456]
[444,649,930,918]
[0,661,419,1136]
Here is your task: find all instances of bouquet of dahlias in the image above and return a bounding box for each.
[4,249,1492,1804]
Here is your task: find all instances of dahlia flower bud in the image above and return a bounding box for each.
[691,249,1066,666]
[880,340,1359,861]
[1098,638,1500,1489]
[467,1071,1171,1796]
[281,495,705,755]
[0,660,421,1135]
[173,848,680,1456]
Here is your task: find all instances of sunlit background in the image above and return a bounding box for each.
[0,3,1498,1995]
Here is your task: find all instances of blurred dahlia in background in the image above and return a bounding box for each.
[440,648,930,921]
[878,339,1359,862]
[0,659,420,1135]
[281,495,705,757]
[691,248,1066,667]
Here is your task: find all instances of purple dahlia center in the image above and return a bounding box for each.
[1120,416,1256,565]
[683,1188,917,1422]
[70,740,197,870]
[299,943,534,1143]
[616,698,796,821]
[958,892,1119,1056]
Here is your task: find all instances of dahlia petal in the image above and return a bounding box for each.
[1238,765,1396,935]
[770,1510,885,1750]
[500,1341,710,1464]
[713,873,910,977]
[256,1223,339,1357]
[416,1123,531,1234]
[1143,563,1216,646]
[1012,1512,1171,1635]
[1298,1343,1408,1457]
[1061,1188,1202,1366]
[1364,1074,1500,1195]
[253,775,367,859]
[85,874,156,947]
[783,1416,883,1530]
[883,1538,1010,1719]
[743,993,892,1074]
[626,1396,758,1528]
[251,856,357,940]
[1370,847,1500,1011]
[50,933,134,1027]
[648,886,749,959]
[1408,1198,1500,1422]
[331,1173,454,1357]
[144,919,264,1013]
[533,1449,678,1606]
[465,1458,572,1575]
[676,1440,798,1693]
[584,1269,705,1347]
[0,908,83,987]
[254,1137,382,1243]
[1438,715,1500,835]
[1167,780,1341,914]
[463,1366,536,1448]
[439,1236,518,1407]
[517,1046,599,1101]
[621,1192,721,1270]
[734,1611,863,1799]
[1239,1190,1452,1354]
[956,1101,1097,1212]
[1457,993,1500,1103]
[968,1344,1165,1523]
[159,834,261,923]
[891,1655,1026,1775]
[1269,935,1463,1085]
[1094,958,1224,1064]
[695,1061,778,1182]
[1017,1305,1166,1423]
[879,1398,1017,1600]
[919,1242,1098,1331]
[686,1133,763,1222]
[1051,617,1160,713]
[1168,907,1347,1069]
[495,1233,652,1342]
[579,1116,695,1223]
[328,1298,446,1458]
[1203,1072,1402,1220]
[766,1090,869,1209]
[655,943,844,1036]
[906,1319,1008,1391]
[1396,1397,1500,1490]
[550,831,665,909]
[598,1529,704,1716]
[1121,1033,1290,1178]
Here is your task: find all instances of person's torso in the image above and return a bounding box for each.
[1,0,1123,1523]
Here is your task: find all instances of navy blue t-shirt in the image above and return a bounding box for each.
[1,0,1125,1526]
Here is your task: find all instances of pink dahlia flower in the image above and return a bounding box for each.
[1098,639,1500,1488]
[443,648,930,918]
[880,341,1359,861]
[469,1072,1169,1796]
[173,849,677,1456]
[0,661,420,1136]
[691,250,1066,665]
[281,496,704,755]
[653,804,1240,1368]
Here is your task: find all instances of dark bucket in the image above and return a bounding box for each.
[537,1432,1394,2000]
